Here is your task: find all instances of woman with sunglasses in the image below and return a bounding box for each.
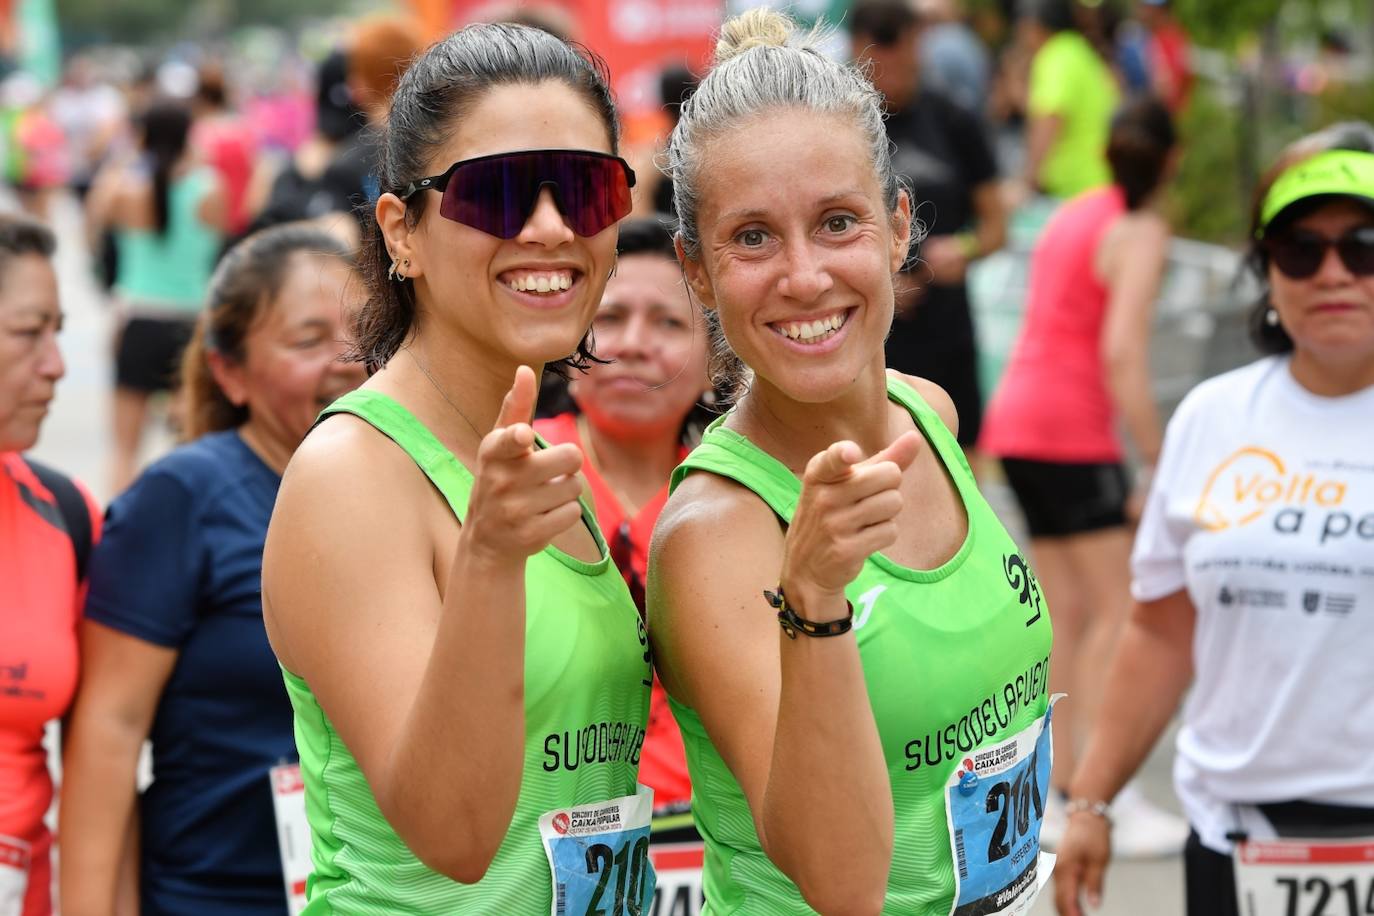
[261,24,653,913]
[1054,121,1374,916]
[979,96,1186,856]
[650,10,1054,915]
[533,217,712,831]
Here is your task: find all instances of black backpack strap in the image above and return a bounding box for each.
[25,458,94,583]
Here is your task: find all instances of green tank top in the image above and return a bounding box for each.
[114,166,220,312]
[282,390,652,913]
[667,375,1054,915]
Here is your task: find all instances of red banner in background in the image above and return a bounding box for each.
[435,0,721,129]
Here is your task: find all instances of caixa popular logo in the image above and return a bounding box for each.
[552,812,571,835]
[956,758,979,796]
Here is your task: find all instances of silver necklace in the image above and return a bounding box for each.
[405,347,483,441]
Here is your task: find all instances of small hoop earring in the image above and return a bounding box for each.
[389,258,410,282]
[1265,307,1280,327]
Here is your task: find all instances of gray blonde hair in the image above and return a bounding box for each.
[662,8,908,396]
[664,8,903,260]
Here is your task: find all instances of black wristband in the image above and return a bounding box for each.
[763,586,854,639]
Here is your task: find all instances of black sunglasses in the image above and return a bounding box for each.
[399,148,635,240]
[1263,226,1374,279]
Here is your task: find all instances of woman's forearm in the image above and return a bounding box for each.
[1069,599,1193,803]
[370,538,530,882]
[1107,357,1163,465]
[59,720,143,916]
[762,584,893,916]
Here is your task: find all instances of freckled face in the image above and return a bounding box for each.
[682,109,910,404]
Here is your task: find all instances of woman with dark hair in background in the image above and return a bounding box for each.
[534,216,712,832]
[262,23,652,911]
[59,224,364,916]
[0,215,101,916]
[86,97,227,494]
[245,48,366,244]
[1055,120,1374,916]
[982,96,1187,857]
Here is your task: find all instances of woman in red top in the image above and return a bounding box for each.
[980,97,1183,854]
[0,215,101,916]
[534,217,712,822]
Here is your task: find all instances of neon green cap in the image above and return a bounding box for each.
[1258,149,1374,238]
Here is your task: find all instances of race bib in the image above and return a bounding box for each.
[1233,837,1374,916]
[269,763,311,916]
[540,786,656,916]
[943,695,1061,916]
[0,834,30,916]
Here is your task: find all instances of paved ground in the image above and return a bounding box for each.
[23,190,1191,914]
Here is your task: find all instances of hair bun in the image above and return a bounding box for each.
[714,8,798,65]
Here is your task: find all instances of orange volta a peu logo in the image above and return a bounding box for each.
[1193,446,1347,531]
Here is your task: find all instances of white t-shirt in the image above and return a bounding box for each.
[1132,355,1374,854]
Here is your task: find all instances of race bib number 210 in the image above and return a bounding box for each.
[943,695,1060,916]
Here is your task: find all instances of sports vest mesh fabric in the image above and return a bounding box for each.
[667,376,1055,915]
[282,390,651,912]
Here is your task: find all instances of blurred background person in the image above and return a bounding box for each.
[0,214,101,916]
[533,216,713,828]
[245,48,365,246]
[85,97,226,494]
[1137,0,1193,114]
[1020,0,1120,200]
[331,14,423,230]
[981,96,1187,857]
[850,0,1007,461]
[60,224,365,916]
[915,0,992,118]
[190,62,257,239]
[1055,120,1374,916]
[50,56,127,204]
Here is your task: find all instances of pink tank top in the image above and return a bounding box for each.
[981,186,1127,462]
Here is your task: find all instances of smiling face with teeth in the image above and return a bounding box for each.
[385,81,621,376]
[681,108,912,405]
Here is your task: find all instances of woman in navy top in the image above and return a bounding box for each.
[59,223,365,916]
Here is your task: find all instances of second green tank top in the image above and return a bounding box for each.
[282,389,652,913]
[667,375,1055,915]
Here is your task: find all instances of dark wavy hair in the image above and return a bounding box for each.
[1245,120,1374,355]
[352,22,621,375]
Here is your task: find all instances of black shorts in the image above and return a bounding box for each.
[1000,457,1128,538]
[115,315,198,393]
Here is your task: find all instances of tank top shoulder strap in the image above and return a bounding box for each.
[317,389,474,521]
[671,374,977,525]
[883,371,979,488]
[670,415,801,523]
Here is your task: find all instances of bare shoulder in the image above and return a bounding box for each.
[265,413,444,671]
[651,470,783,577]
[890,370,959,438]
